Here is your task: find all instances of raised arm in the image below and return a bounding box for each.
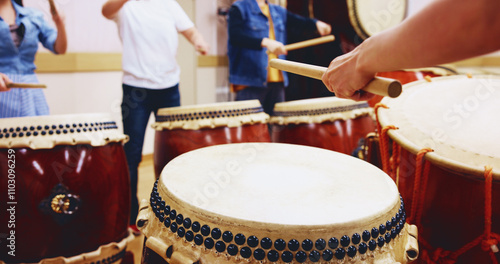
[102,0,128,20]
[180,27,210,55]
[50,5,67,54]
[322,0,500,101]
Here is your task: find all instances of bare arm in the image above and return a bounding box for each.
[51,9,67,54]
[180,27,209,55]
[322,0,500,101]
[102,0,128,20]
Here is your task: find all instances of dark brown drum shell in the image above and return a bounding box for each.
[0,143,130,263]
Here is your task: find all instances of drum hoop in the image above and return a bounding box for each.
[347,0,408,40]
[378,75,500,180]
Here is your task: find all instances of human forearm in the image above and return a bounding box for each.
[356,0,500,74]
[102,0,128,20]
[52,14,67,54]
[181,27,209,55]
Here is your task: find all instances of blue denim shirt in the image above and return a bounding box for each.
[0,0,57,74]
[228,0,288,88]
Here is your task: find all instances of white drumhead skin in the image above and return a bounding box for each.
[161,143,399,226]
[379,75,500,178]
[348,0,407,39]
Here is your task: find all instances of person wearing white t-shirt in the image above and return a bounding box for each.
[102,0,209,233]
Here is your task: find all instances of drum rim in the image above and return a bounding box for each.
[378,75,500,180]
[269,97,373,125]
[0,112,128,149]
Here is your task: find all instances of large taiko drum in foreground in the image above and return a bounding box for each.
[377,75,500,263]
[0,113,134,264]
[269,97,375,155]
[152,100,270,177]
[138,143,419,263]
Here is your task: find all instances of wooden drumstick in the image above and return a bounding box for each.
[269,59,402,98]
[7,83,47,89]
[284,35,335,51]
[48,0,58,16]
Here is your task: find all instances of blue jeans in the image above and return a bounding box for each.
[235,82,285,115]
[121,83,181,225]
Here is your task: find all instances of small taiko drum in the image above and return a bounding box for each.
[152,100,270,177]
[0,113,134,264]
[138,142,419,263]
[269,97,375,155]
[377,75,500,263]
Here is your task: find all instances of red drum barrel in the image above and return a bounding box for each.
[377,75,500,263]
[139,143,419,263]
[0,113,133,264]
[269,97,375,155]
[153,100,270,177]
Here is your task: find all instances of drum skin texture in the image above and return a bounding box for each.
[271,115,375,155]
[0,143,130,263]
[153,124,271,177]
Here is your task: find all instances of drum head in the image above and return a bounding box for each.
[378,75,500,178]
[161,143,399,227]
[347,0,407,40]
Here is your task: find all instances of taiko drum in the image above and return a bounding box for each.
[377,75,500,263]
[0,113,133,264]
[152,100,271,178]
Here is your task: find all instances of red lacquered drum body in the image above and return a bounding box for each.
[0,114,132,263]
[377,76,500,264]
[270,97,375,155]
[153,100,270,177]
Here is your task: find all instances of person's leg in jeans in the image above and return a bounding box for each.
[121,84,152,226]
[235,86,270,113]
[151,84,181,119]
[262,82,285,116]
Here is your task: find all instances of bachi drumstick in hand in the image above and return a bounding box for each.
[269,59,402,98]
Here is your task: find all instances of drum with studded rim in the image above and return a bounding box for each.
[138,143,419,263]
[377,75,500,263]
[0,113,132,263]
[269,97,375,155]
[152,100,271,178]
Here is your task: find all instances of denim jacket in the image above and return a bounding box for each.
[228,0,289,88]
[0,0,57,74]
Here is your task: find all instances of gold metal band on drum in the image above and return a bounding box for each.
[0,231,135,264]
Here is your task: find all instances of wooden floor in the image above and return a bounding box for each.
[126,154,157,264]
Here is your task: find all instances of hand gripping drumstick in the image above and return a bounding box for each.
[284,35,335,51]
[269,59,402,98]
[7,83,47,89]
